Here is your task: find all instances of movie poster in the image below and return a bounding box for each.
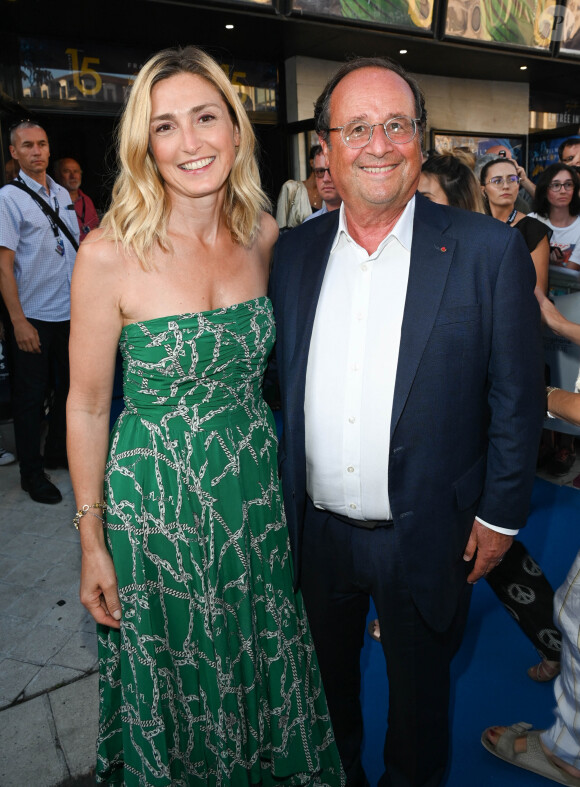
[292,0,435,32]
[445,0,553,50]
[559,0,580,55]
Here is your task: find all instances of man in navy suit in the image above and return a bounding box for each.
[269,57,544,787]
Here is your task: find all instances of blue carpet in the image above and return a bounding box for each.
[360,477,579,785]
[272,410,578,784]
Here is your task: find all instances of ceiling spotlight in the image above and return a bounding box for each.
[399,49,408,54]
[520,65,528,70]
[225,24,234,29]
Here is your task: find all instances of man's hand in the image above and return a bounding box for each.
[13,318,41,353]
[463,519,513,584]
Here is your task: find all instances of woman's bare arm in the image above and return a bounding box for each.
[535,287,580,344]
[530,235,549,295]
[67,235,125,628]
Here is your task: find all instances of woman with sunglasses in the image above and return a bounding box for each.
[528,162,580,274]
[480,157,550,294]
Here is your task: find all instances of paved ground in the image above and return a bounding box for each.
[0,421,97,786]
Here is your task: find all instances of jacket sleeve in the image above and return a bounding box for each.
[477,228,545,530]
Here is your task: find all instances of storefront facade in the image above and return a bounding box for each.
[1,0,579,203]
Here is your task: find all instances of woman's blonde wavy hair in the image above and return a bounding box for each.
[101,46,269,269]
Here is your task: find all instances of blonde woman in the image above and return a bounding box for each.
[67,46,343,786]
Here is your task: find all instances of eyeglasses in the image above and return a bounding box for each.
[314,167,331,178]
[486,175,520,187]
[548,180,575,192]
[327,116,421,149]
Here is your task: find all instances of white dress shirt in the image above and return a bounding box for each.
[305,199,414,521]
[304,197,515,535]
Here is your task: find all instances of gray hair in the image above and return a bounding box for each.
[10,121,46,146]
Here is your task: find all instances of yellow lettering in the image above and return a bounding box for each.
[65,48,102,97]
[230,71,247,86]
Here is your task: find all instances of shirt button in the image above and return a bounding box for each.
[353,363,359,372]
[361,263,368,272]
[347,466,354,473]
[348,416,355,424]
[349,503,357,510]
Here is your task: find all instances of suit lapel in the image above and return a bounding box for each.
[290,214,339,368]
[390,196,455,437]
[285,213,339,422]
[283,200,455,440]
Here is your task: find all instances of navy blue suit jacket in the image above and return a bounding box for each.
[269,194,545,631]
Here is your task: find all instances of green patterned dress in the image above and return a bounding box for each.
[97,297,344,786]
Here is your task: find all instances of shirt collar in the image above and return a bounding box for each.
[332,195,416,256]
[18,169,58,198]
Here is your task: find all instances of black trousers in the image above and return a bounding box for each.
[9,318,70,478]
[486,539,561,661]
[301,498,471,787]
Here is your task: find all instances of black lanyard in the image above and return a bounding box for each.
[77,194,86,224]
[18,177,60,237]
[10,178,78,253]
[17,177,65,255]
[506,208,518,225]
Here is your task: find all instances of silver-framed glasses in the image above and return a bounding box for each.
[486,175,520,187]
[327,116,421,148]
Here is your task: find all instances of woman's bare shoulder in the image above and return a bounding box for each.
[77,228,127,266]
[73,229,132,290]
[258,211,279,247]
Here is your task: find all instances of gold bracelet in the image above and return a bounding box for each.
[73,501,107,530]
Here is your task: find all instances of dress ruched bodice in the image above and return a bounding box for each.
[120,296,274,424]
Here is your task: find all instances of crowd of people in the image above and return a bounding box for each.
[0,46,579,787]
